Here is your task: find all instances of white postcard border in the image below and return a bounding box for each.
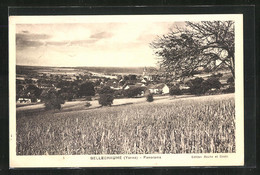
[9,14,244,168]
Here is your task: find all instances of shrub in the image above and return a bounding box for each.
[223,85,235,93]
[169,86,182,95]
[99,94,114,106]
[78,82,95,97]
[98,86,114,106]
[67,96,73,101]
[114,90,124,98]
[42,89,65,110]
[187,77,221,95]
[123,87,144,98]
[44,97,64,110]
[85,102,91,107]
[206,77,221,89]
[98,86,114,94]
[146,93,154,102]
[60,92,74,101]
[85,96,92,101]
[227,77,234,84]
[187,77,205,95]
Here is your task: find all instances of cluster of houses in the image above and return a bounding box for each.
[102,67,170,96]
[16,67,171,104]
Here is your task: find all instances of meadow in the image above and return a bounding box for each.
[16,94,235,155]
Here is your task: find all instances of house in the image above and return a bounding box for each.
[147,83,170,94]
[135,83,146,88]
[123,84,135,90]
[17,97,31,104]
[105,80,122,90]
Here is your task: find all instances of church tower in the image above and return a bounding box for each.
[143,67,147,76]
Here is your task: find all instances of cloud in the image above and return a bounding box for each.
[90,32,112,39]
[16,33,51,48]
[71,39,98,46]
[45,39,98,47]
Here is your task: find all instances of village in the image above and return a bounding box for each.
[16,66,177,105]
[16,64,234,107]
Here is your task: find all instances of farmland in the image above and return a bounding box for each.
[16,94,235,155]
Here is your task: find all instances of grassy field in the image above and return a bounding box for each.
[16,94,235,155]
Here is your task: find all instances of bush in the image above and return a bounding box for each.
[146,93,154,102]
[169,86,182,95]
[114,90,124,98]
[79,82,95,97]
[223,85,235,93]
[99,94,114,106]
[205,77,222,89]
[187,77,205,95]
[227,77,234,84]
[67,96,73,101]
[44,97,64,110]
[42,89,65,110]
[123,87,144,98]
[85,96,92,101]
[187,77,222,95]
[85,102,91,107]
[180,88,190,95]
[98,86,114,106]
[98,86,114,94]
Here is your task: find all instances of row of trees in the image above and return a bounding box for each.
[170,76,234,96]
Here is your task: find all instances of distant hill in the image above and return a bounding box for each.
[16,65,158,75]
[76,66,157,75]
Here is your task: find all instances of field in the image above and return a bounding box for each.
[16,94,235,155]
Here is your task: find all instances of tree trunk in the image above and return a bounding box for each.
[229,56,235,79]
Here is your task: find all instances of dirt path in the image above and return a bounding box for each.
[16,93,234,112]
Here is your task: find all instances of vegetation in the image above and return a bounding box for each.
[187,77,221,95]
[123,87,144,98]
[169,86,182,95]
[85,102,91,107]
[78,82,95,97]
[98,86,114,106]
[16,95,235,155]
[146,93,154,102]
[41,89,65,110]
[98,94,114,106]
[150,21,235,80]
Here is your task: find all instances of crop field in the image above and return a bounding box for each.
[16,94,235,155]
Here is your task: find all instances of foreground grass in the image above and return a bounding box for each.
[16,95,235,155]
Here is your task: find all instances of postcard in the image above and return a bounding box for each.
[9,14,244,167]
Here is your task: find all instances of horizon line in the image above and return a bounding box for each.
[16,64,158,68]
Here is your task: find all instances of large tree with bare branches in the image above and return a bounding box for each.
[150,21,235,80]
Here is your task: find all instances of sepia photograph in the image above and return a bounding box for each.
[9,14,244,167]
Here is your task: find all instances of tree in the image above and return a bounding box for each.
[41,89,65,110]
[146,93,154,102]
[25,85,42,102]
[99,94,114,106]
[98,86,114,106]
[78,82,95,97]
[150,21,235,80]
[129,74,137,81]
[98,86,114,94]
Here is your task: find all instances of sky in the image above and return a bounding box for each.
[16,21,185,67]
